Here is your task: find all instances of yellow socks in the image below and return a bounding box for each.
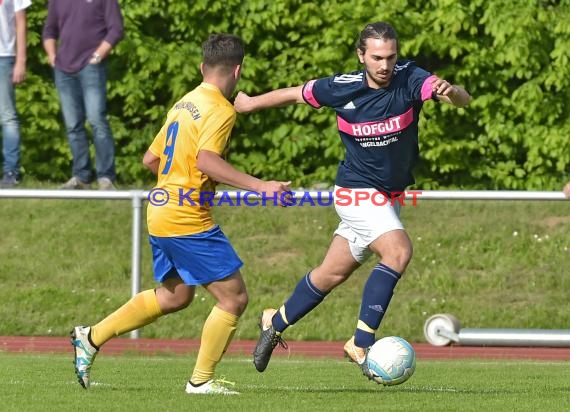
[190,306,239,385]
[90,289,162,347]
[89,293,240,385]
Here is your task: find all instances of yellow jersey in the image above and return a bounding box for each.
[146,82,236,237]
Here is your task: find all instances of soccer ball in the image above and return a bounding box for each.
[366,336,416,386]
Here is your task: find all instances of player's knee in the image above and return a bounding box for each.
[234,291,249,315]
[169,290,194,311]
[328,270,351,286]
[175,295,194,311]
[157,287,194,313]
[399,248,413,274]
[382,246,413,275]
[401,244,413,268]
[220,291,248,316]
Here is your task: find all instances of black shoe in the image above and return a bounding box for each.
[253,308,287,372]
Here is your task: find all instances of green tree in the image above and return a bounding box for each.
[17,0,569,189]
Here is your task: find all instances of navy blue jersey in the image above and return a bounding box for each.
[302,60,436,193]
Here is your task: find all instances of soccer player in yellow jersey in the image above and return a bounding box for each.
[69,34,291,395]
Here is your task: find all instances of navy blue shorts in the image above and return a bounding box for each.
[149,225,243,286]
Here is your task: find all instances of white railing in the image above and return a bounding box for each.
[1,189,567,338]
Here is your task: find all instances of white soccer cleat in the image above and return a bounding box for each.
[185,379,240,395]
[70,326,98,389]
[344,335,367,364]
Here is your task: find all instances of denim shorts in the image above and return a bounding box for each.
[149,225,243,286]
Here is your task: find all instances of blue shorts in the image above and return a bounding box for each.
[149,225,243,286]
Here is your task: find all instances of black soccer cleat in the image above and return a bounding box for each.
[253,309,287,372]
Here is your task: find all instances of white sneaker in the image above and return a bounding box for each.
[97,177,116,190]
[70,326,99,389]
[60,176,91,190]
[185,379,240,395]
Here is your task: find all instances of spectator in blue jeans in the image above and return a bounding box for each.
[0,0,30,188]
[42,0,124,190]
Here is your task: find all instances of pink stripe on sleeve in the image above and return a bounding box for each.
[421,75,438,101]
[302,80,322,108]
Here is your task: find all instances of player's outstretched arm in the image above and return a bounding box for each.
[234,85,305,113]
[430,77,471,108]
[197,149,292,206]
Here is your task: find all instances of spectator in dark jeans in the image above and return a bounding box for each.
[0,0,30,188]
[42,0,123,190]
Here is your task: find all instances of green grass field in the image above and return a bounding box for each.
[1,185,569,411]
[1,185,569,341]
[0,353,567,412]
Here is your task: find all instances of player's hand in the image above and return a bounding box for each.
[431,77,458,98]
[259,180,293,207]
[12,62,26,84]
[234,91,255,114]
[563,182,570,199]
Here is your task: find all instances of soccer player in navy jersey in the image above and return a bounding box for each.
[235,21,471,378]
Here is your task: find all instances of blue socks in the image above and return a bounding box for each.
[272,273,327,333]
[271,264,400,347]
[354,263,401,348]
